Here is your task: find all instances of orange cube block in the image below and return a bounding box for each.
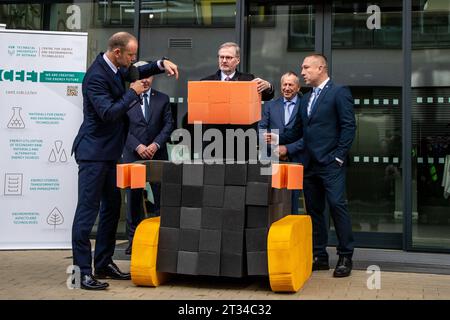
[117,163,131,188]
[188,102,209,124]
[187,81,261,125]
[272,163,288,189]
[130,164,146,189]
[209,103,230,124]
[287,164,304,190]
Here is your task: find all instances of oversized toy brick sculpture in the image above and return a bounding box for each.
[117,161,312,293]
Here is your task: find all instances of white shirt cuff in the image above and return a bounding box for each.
[157,60,165,71]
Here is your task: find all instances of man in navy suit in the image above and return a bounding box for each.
[71,32,178,290]
[258,71,304,214]
[266,54,356,278]
[200,42,274,161]
[122,73,174,255]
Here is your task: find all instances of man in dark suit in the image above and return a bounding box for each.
[266,54,356,278]
[258,71,304,214]
[122,73,174,255]
[71,32,178,290]
[200,42,274,161]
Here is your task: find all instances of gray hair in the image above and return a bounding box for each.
[218,42,240,58]
[281,71,300,86]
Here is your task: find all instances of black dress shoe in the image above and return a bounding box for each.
[333,256,352,278]
[312,257,330,271]
[95,262,131,280]
[80,274,109,290]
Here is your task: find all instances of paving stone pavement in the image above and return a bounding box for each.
[1,245,450,300]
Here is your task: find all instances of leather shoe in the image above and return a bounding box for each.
[125,244,132,255]
[95,262,131,280]
[333,256,352,278]
[80,274,109,290]
[312,257,330,271]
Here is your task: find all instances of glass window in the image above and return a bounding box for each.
[412,0,450,250]
[332,1,403,237]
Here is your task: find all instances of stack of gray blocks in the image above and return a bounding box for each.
[143,160,291,278]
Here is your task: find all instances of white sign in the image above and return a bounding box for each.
[0,29,87,249]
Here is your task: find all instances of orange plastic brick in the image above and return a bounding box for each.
[271,163,288,189]
[130,164,146,189]
[287,164,304,190]
[117,163,131,188]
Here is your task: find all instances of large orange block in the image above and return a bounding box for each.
[287,164,304,190]
[117,163,132,188]
[271,163,288,189]
[187,81,261,124]
[130,164,146,189]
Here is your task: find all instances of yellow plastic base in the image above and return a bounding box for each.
[130,217,168,287]
[267,215,312,292]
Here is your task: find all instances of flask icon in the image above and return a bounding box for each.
[7,107,25,129]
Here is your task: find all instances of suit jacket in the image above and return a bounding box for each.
[258,94,304,163]
[280,80,356,167]
[122,89,174,162]
[71,53,164,161]
[201,70,274,101]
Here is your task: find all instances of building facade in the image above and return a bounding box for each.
[1,0,449,253]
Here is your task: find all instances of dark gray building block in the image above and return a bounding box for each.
[160,206,181,228]
[220,253,244,278]
[156,249,178,273]
[221,230,244,254]
[204,163,225,186]
[180,207,202,229]
[197,252,221,276]
[201,207,223,230]
[177,251,199,275]
[162,161,183,184]
[245,182,271,206]
[246,251,268,276]
[222,209,245,231]
[225,163,248,186]
[245,228,269,252]
[158,227,180,250]
[202,185,224,207]
[160,183,181,207]
[134,160,164,183]
[223,186,246,210]
[182,185,203,207]
[179,229,200,252]
[246,204,283,228]
[247,162,271,183]
[182,162,204,186]
[199,229,222,253]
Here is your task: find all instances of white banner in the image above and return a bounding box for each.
[0,30,87,249]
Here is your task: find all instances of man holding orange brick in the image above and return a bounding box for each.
[259,71,304,214]
[200,42,274,161]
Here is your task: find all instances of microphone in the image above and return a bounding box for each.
[128,65,140,82]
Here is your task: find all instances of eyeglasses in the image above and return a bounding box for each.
[218,55,236,61]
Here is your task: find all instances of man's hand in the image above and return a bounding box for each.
[253,78,272,93]
[274,145,289,161]
[263,132,279,145]
[130,80,147,95]
[136,144,153,159]
[146,143,159,158]
[162,59,179,79]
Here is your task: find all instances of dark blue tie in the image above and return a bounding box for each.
[114,71,123,88]
[143,93,150,122]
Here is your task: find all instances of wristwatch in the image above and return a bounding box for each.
[161,56,169,67]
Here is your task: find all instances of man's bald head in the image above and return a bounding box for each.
[107,32,137,52]
[301,53,329,87]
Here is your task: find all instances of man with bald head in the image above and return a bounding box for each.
[266,54,356,278]
[71,31,178,290]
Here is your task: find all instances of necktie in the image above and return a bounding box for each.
[308,87,321,117]
[284,101,294,125]
[114,71,123,88]
[143,93,150,123]
[224,76,231,81]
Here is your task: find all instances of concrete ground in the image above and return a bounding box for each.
[1,241,449,300]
